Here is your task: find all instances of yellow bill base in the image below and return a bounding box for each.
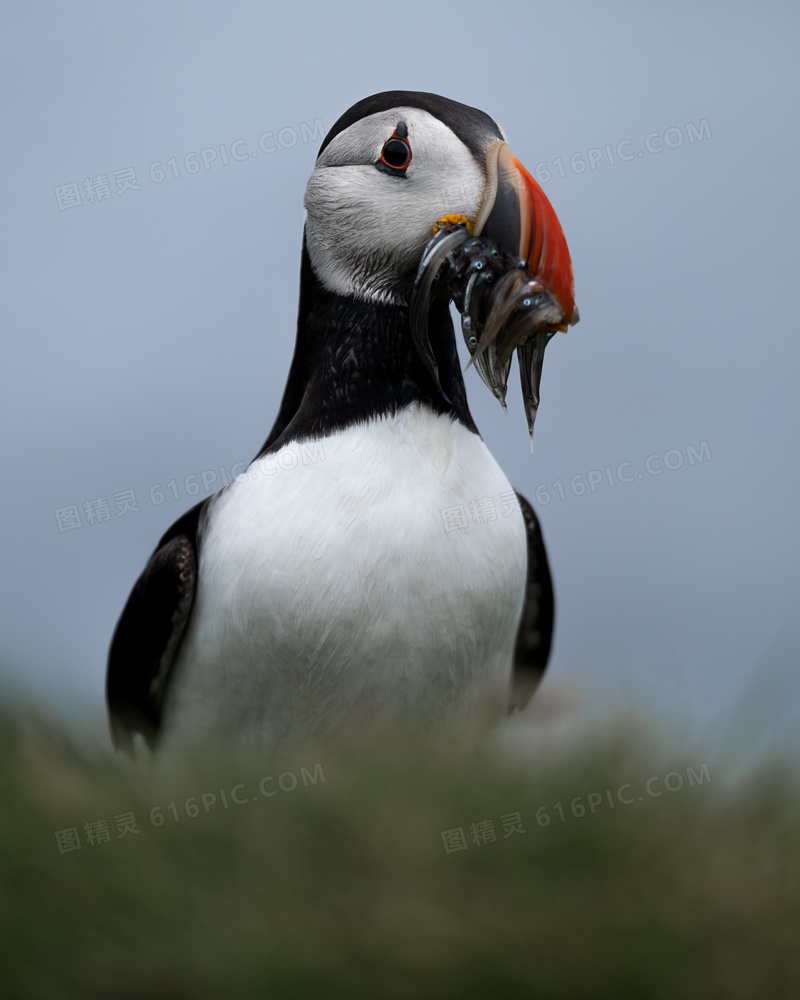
[432,214,474,235]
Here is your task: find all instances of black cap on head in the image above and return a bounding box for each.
[317,91,503,161]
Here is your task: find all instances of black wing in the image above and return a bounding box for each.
[511,490,555,710]
[106,503,203,755]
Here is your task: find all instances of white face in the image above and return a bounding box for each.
[304,107,487,306]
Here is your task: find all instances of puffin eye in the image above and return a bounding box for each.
[381,138,411,168]
[376,121,412,176]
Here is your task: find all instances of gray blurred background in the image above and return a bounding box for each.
[2,2,798,765]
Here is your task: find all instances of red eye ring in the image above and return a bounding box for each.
[377,121,412,173]
[380,137,412,170]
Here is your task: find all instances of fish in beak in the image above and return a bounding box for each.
[411,141,579,442]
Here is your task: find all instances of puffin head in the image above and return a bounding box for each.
[304,90,576,321]
[288,92,578,443]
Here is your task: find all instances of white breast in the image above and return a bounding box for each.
[162,404,527,757]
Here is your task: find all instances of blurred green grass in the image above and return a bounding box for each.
[1,703,798,999]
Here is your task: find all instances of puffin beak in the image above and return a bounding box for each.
[410,140,578,442]
[465,141,579,440]
[473,141,577,328]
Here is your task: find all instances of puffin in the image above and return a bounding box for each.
[106,91,577,759]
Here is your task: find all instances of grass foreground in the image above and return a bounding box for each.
[1,702,798,999]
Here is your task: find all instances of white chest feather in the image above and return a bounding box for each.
[163,405,527,754]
